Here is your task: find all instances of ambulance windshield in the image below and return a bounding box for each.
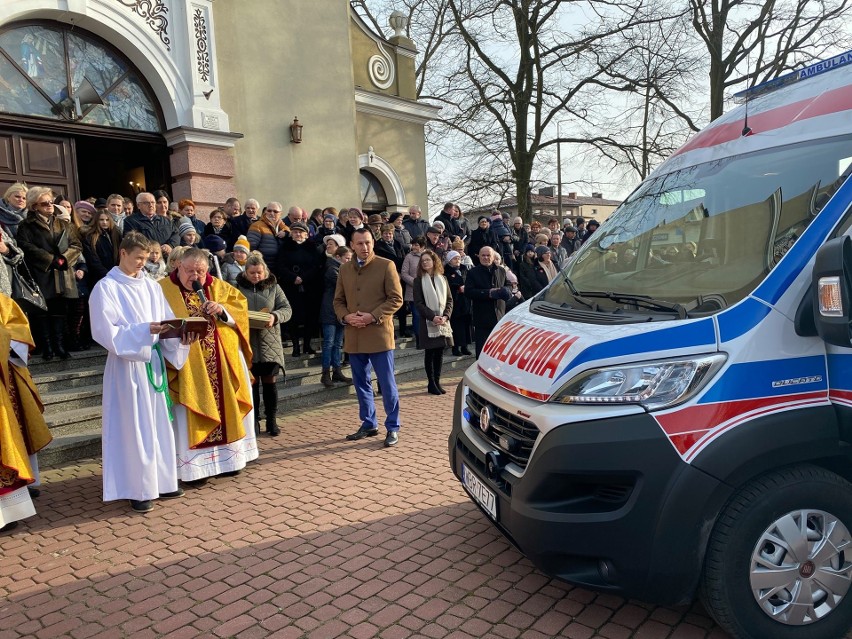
[550,135,852,313]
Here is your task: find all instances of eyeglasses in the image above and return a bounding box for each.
[138,200,156,206]
[37,202,54,208]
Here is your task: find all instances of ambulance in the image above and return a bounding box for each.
[449,51,852,639]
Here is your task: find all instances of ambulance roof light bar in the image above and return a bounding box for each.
[733,50,852,104]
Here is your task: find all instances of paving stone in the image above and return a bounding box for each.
[0,376,737,639]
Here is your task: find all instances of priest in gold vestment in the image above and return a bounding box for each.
[0,294,51,531]
[159,248,257,482]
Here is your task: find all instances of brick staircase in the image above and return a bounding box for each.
[30,337,473,468]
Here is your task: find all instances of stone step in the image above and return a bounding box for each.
[41,383,105,411]
[32,366,105,393]
[28,348,108,374]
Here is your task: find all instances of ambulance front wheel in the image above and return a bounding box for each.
[700,465,852,639]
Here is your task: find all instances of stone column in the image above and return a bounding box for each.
[165,128,243,219]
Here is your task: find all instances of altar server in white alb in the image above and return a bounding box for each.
[89,232,195,513]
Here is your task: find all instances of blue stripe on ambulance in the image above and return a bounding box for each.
[698,355,827,404]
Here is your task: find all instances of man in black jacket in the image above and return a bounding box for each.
[435,202,462,240]
[122,192,179,257]
[464,246,513,358]
[403,204,429,240]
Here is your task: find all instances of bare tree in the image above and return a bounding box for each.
[689,0,852,120]
[588,11,704,181]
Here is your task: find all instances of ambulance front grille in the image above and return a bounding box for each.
[466,390,540,468]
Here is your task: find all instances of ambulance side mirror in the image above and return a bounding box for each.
[812,236,852,347]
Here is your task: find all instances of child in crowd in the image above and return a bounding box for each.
[221,235,250,286]
[144,243,167,280]
[177,217,200,248]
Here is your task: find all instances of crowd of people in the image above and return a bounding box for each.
[0,183,597,526]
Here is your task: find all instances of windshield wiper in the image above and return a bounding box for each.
[562,274,598,310]
[577,291,689,319]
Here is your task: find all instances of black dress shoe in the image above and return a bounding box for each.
[0,521,18,533]
[27,486,40,499]
[384,431,399,447]
[303,346,317,355]
[181,477,208,488]
[461,347,472,356]
[218,470,241,477]
[129,499,154,513]
[267,425,280,437]
[346,427,379,441]
[159,488,185,499]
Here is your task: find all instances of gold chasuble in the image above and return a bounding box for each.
[159,273,252,449]
[0,294,51,490]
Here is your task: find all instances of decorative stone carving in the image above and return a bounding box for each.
[114,0,171,51]
[201,113,220,130]
[368,42,395,90]
[193,7,210,84]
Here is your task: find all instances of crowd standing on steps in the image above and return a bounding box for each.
[0,185,606,523]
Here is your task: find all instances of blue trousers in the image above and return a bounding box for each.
[321,323,344,369]
[350,350,400,432]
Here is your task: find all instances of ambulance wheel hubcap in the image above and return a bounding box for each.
[749,509,852,625]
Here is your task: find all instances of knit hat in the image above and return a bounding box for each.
[388,212,403,223]
[323,213,337,222]
[177,217,195,237]
[535,246,551,258]
[433,221,445,229]
[478,216,489,223]
[524,243,535,252]
[323,233,346,249]
[289,221,309,233]
[74,200,96,215]
[233,235,251,254]
[94,198,108,209]
[444,250,460,264]
[587,219,600,228]
[203,234,226,252]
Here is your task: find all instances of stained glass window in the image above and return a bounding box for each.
[0,22,162,133]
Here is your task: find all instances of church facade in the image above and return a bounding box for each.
[0,1,437,215]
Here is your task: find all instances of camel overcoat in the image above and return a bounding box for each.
[333,253,402,354]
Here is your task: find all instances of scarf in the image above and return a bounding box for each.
[420,274,452,339]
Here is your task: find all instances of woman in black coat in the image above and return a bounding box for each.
[413,250,454,395]
[444,251,472,356]
[16,188,83,360]
[276,223,324,356]
[467,216,499,265]
[517,244,549,300]
[82,211,121,285]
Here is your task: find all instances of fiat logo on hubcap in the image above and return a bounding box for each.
[479,406,492,434]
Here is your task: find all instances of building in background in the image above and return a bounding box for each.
[470,188,622,226]
[0,1,437,216]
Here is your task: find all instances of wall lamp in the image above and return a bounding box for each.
[289,117,303,144]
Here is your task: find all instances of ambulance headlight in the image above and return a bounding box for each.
[551,354,726,410]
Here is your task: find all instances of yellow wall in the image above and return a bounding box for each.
[214,0,361,210]
[355,111,428,210]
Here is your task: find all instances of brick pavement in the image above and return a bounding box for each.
[0,375,732,639]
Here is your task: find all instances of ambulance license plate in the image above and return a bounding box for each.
[461,463,497,520]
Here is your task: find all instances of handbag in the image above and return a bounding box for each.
[11,261,48,312]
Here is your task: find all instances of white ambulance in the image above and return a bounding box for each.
[449,51,852,639]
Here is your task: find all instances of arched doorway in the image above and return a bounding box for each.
[0,21,168,201]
